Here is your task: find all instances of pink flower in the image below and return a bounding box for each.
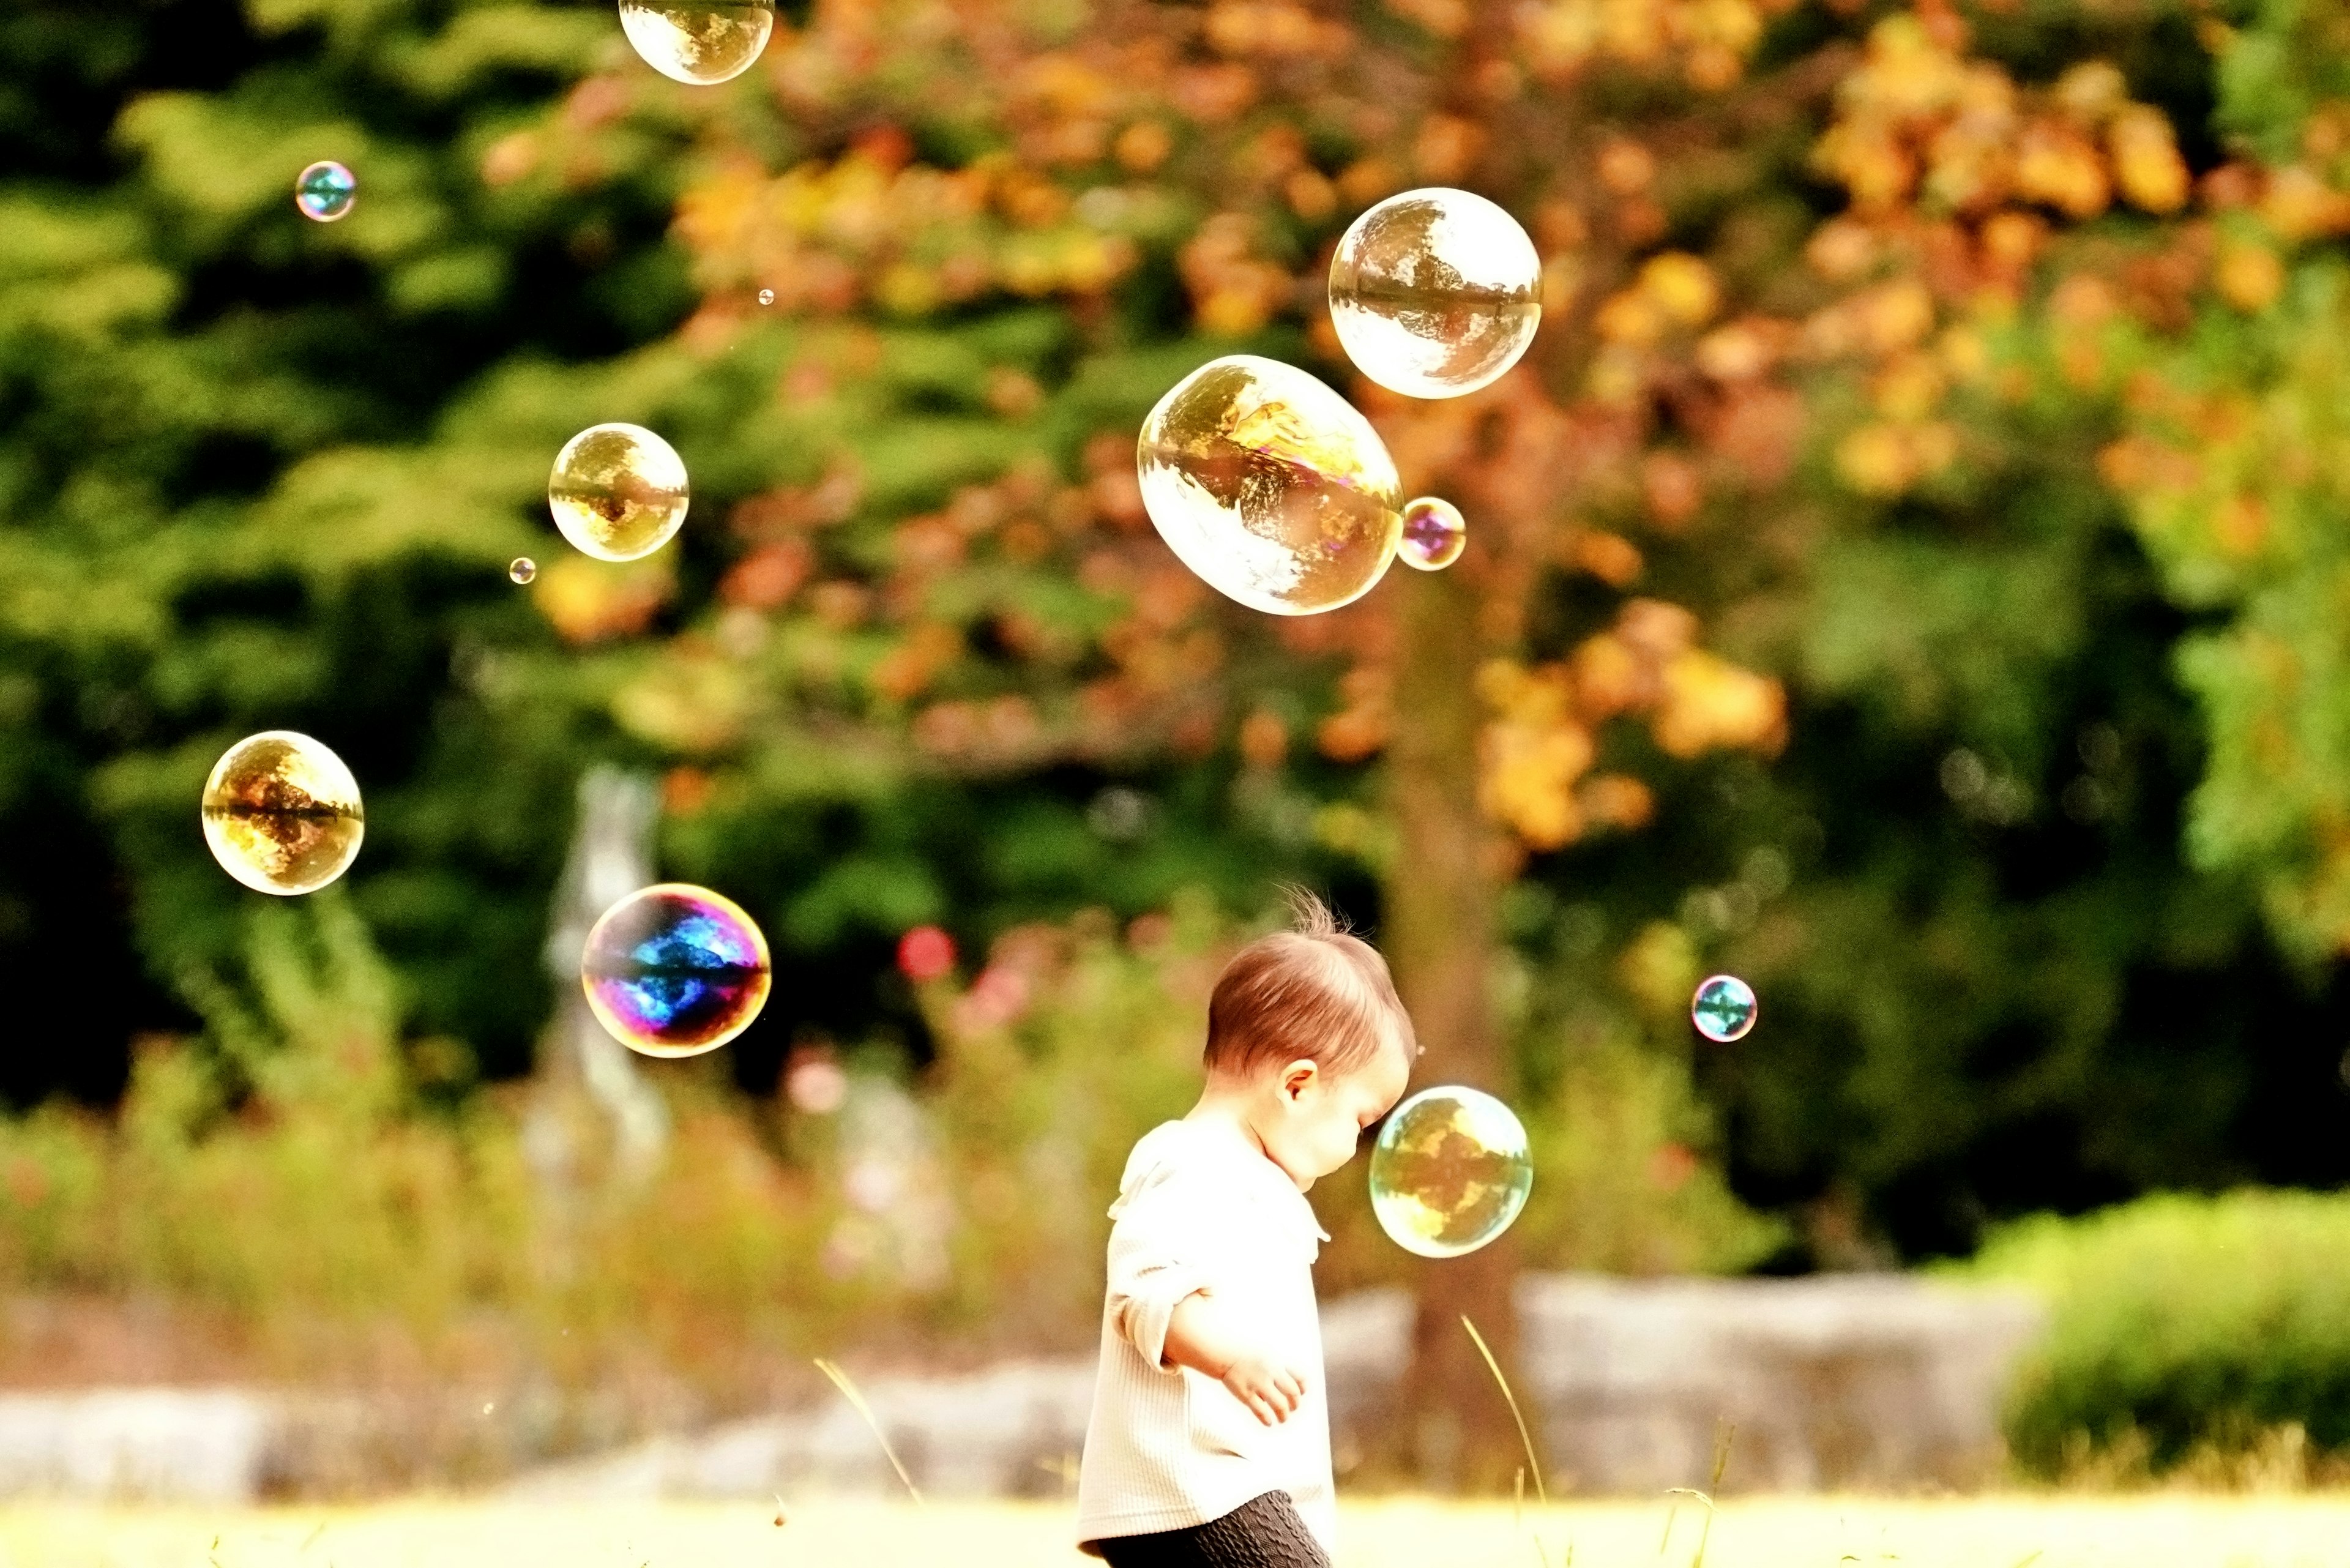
[897,925,957,982]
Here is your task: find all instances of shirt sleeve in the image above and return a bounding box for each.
[1103,1162,1225,1372]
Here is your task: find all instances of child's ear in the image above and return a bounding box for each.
[1281,1058,1318,1101]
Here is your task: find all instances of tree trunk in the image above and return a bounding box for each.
[1381,561,1532,1493]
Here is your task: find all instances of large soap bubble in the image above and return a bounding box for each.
[294,161,356,223]
[548,423,690,562]
[619,1,775,85]
[1368,1086,1534,1260]
[582,883,772,1058]
[1329,187,1542,399]
[1136,354,1402,615]
[200,731,365,895]
[1691,974,1758,1043]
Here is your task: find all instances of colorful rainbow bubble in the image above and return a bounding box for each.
[581,883,771,1058]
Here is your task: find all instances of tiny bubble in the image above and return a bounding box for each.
[758,288,775,305]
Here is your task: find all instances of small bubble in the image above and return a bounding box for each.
[294,160,356,222]
[1692,974,1758,1043]
[1397,496,1466,571]
[758,288,775,305]
[509,557,537,584]
[481,1402,495,1416]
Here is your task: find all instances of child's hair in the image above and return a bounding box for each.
[1203,889,1416,1078]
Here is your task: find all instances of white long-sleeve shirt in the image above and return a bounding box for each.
[1075,1118,1337,1558]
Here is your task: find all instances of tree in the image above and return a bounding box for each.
[14,0,2350,1494]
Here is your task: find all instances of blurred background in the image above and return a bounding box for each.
[6,0,2350,1507]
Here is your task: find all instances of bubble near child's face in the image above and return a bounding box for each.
[619,0,776,85]
[1136,354,1402,616]
[1368,1086,1532,1259]
[1691,974,1757,1042]
[581,883,771,1057]
[200,731,365,895]
[548,422,690,562]
[1328,188,1542,399]
[295,161,356,222]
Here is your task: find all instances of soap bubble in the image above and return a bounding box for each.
[1691,974,1758,1042]
[758,288,775,305]
[509,557,537,584]
[582,883,772,1057]
[1368,1086,1534,1260]
[200,731,365,896]
[1136,354,1402,615]
[294,161,356,223]
[1329,187,1542,399]
[1397,496,1466,571]
[619,0,775,86]
[548,423,690,562]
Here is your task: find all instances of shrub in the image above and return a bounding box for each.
[1970,1189,2350,1475]
[0,889,1774,1394]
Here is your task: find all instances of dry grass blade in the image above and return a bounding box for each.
[1462,1314,1549,1508]
[814,1356,927,1509]
[1663,1489,1716,1568]
[1685,1421,1735,1568]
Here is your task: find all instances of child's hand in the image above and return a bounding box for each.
[1220,1354,1308,1425]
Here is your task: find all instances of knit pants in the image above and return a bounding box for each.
[1092,1491,1331,1568]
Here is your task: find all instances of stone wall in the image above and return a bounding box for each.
[509,1274,2043,1503]
[0,1274,2045,1501]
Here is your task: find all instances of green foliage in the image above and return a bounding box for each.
[1974,1189,2350,1474]
[0,0,693,1087]
[10,0,2350,1299]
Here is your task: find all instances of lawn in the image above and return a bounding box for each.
[4,1496,2348,1568]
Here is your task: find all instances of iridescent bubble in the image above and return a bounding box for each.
[618,0,775,86]
[1692,974,1758,1043]
[294,160,356,223]
[1368,1086,1534,1260]
[582,883,772,1058]
[509,557,537,584]
[548,423,690,562]
[757,288,775,306]
[200,731,365,896]
[1397,496,1466,571]
[1136,354,1402,616]
[1329,187,1542,399]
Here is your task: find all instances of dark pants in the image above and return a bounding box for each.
[1092,1491,1331,1568]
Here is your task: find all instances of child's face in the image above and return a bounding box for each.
[1257,1041,1412,1190]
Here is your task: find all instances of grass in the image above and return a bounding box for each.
[4,1497,2350,1567]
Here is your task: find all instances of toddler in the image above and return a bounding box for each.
[1075,895,1417,1567]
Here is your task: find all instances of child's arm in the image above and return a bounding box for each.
[1163,1289,1308,1427]
[1105,1170,1309,1426]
